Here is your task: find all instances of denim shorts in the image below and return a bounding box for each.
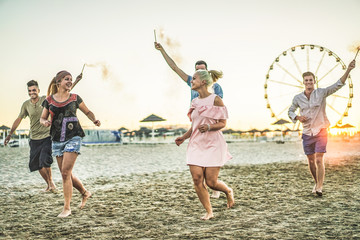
[302,128,327,155]
[52,136,82,157]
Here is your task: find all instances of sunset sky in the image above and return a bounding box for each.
[0,0,359,131]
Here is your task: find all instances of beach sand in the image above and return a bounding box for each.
[1,157,359,239]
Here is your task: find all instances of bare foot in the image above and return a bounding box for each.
[226,188,235,208]
[49,181,56,191]
[200,212,214,220]
[44,181,57,193]
[79,190,92,209]
[312,184,316,193]
[210,190,220,199]
[57,209,71,218]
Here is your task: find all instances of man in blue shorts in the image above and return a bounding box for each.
[155,42,222,198]
[288,60,355,196]
[4,80,56,192]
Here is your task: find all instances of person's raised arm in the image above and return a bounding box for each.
[324,60,356,97]
[79,102,101,127]
[340,60,356,84]
[154,42,189,82]
[4,117,22,145]
[71,73,82,90]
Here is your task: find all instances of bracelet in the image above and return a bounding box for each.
[207,124,211,131]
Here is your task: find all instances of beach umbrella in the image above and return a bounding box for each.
[0,125,10,143]
[339,123,356,136]
[222,128,236,134]
[139,126,152,135]
[248,128,260,133]
[155,127,169,136]
[339,123,355,129]
[247,129,260,141]
[283,128,292,133]
[123,131,132,136]
[272,119,290,125]
[272,119,290,142]
[118,127,128,140]
[261,128,271,133]
[140,114,166,122]
[260,129,271,137]
[331,123,356,136]
[331,123,356,130]
[174,128,187,135]
[140,114,166,140]
[0,125,10,130]
[118,127,128,132]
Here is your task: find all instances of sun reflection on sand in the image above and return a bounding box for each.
[325,137,360,166]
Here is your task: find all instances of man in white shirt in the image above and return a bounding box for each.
[288,60,355,196]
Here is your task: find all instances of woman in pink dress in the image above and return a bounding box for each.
[175,69,234,220]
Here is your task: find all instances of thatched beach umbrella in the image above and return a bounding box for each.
[261,128,271,133]
[339,123,356,136]
[0,125,10,130]
[0,125,10,143]
[248,128,260,134]
[222,128,236,134]
[118,127,128,132]
[272,119,290,142]
[339,123,355,129]
[331,123,356,136]
[140,114,166,140]
[272,119,290,125]
[247,129,260,141]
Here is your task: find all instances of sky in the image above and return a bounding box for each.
[0,0,359,131]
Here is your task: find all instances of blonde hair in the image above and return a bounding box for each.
[195,69,223,86]
[47,77,58,96]
[208,70,223,83]
[47,70,72,96]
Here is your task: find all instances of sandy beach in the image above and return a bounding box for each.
[1,154,359,239]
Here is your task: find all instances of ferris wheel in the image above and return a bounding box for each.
[264,44,353,130]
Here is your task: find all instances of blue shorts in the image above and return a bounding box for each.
[52,136,82,157]
[302,128,327,155]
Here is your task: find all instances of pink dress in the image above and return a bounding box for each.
[186,94,232,167]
